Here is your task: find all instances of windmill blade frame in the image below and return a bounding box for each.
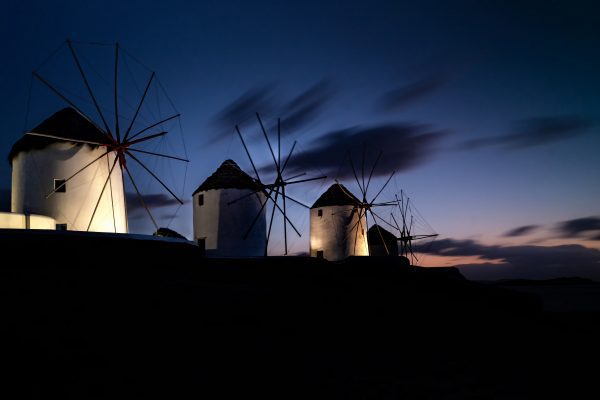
[19,40,188,235]
[233,113,326,256]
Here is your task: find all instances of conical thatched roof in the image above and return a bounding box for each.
[367,225,397,242]
[367,224,399,256]
[311,183,360,208]
[153,227,187,240]
[9,107,108,163]
[193,159,261,194]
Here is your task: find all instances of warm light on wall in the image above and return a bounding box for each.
[0,212,56,230]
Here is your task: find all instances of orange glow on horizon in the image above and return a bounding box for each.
[416,254,505,268]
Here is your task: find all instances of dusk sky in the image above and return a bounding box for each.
[1,0,599,279]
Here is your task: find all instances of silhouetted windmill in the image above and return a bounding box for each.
[338,149,399,255]
[391,190,439,265]
[232,113,326,255]
[13,40,188,233]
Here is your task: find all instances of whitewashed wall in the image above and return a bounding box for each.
[11,142,127,233]
[28,214,56,229]
[0,212,26,229]
[193,188,266,257]
[0,212,55,229]
[310,205,368,261]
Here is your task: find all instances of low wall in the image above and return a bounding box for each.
[0,212,55,230]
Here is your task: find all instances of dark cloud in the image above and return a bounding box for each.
[283,123,445,180]
[503,225,539,237]
[427,238,497,258]
[280,80,335,133]
[209,81,335,143]
[209,85,276,142]
[556,216,600,240]
[126,193,186,214]
[423,238,600,280]
[377,76,444,111]
[462,116,593,150]
[0,187,10,212]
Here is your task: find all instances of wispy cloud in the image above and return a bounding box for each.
[376,76,445,111]
[282,123,446,180]
[209,81,336,143]
[213,85,275,126]
[502,225,540,237]
[461,116,593,150]
[556,216,600,240]
[423,238,600,280]
[126,193,187,214]
[209,85,276,143]
[280,79,335,133]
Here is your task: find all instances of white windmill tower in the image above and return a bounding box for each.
[10,107,127,232]
[310,150,400,261]
[192,159,267,257]
[231,113,326,256]
[10,40,188,233]
[309,183,368,261]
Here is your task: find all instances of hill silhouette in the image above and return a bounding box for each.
[0,230,598,398]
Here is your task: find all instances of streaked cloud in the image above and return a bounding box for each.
[126,193,187,214]
[377,76,444,111]
[461,116,593,150]
[502,225,540,237]
[283,123,446,180]
[280,79,335,133]
[423,238,600,280]
[556,216,600,240]
[209,81,336,143]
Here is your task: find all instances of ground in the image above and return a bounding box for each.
[1,230,599,398]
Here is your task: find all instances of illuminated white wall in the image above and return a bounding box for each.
[11,142,127,233]
[0,212,55,230]
[310,205,368,261]
[28,214,56,229]
[193,188,266,257]
[0,212,26,229]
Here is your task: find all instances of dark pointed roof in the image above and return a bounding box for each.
[367,225,397,242]
[153,227,187,240]
[8,107,108,163]
[367,224,399,256]
[193,159,261,194]
[311,183,360,208]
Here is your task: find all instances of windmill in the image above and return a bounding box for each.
[338,149,400,256]
[231,113,326,255]
[11,40,188,233]
[391,190,439,265]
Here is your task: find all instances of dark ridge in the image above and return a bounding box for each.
[8,107,109,163]
[1,229,598,398]
[311,183,360,208]
[153,227,187,240]
[492,277,597,286]
[193,159,261,194]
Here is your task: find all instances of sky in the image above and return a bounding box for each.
[1,0,599,279]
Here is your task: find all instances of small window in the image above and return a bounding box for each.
[56,223,67,231]
[316,250,324,259]
[198,194,204,206]
[54,179,66,193]
[198,238,206,256]
[317,209,323,217]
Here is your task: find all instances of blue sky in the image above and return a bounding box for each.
[1,0,599,278]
